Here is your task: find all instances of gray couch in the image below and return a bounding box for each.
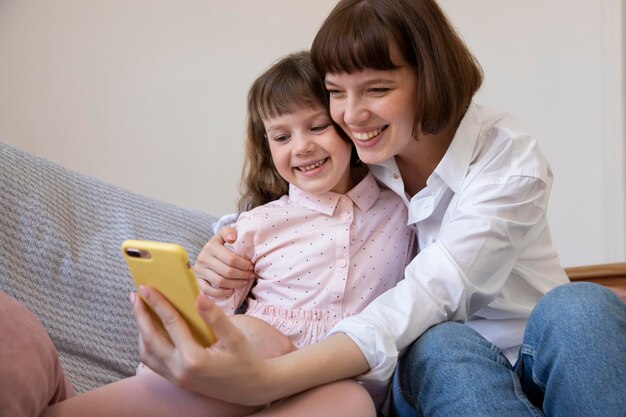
[0,141,217,393]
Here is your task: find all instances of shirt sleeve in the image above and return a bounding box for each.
[327,173,550,382]
[210,212,256,315]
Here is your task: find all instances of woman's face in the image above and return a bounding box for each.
[325,57,419,165]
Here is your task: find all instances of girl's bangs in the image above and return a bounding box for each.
[253,66,326,121]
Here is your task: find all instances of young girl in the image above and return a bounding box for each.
[0,51,412,416]
[145,0,626,416]
[195,50,413,412]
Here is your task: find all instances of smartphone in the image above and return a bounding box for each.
[122,239,216,346]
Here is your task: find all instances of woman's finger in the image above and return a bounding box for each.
[197,277,234,298]
[195,295,245,348]
[130,290,177,377]
[195,234,255,280]
[137,286,199,353]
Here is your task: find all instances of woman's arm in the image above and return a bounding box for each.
[131,286,369,405]
[194,226,255,298]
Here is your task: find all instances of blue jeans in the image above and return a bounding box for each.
[390,283,626,417]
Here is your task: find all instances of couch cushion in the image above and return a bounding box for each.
[0,141,217,392]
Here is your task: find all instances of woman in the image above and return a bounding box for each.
[136,0,626,416]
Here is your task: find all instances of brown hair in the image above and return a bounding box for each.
[311,0,483,135]
[238,51,352,212]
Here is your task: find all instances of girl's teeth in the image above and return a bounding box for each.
[353,128,382,141]
[300,158,327,172]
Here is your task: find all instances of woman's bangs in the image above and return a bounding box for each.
[312,6,399,74]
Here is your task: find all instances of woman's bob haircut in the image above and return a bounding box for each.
[311,0,483,135]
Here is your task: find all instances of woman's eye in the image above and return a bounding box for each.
[369,88,390,94]
[327,89,344,97]
[311,124,330,133]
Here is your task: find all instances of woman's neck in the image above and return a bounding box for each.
[395,129,455,197]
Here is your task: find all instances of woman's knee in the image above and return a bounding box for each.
[530,282,625,329]
[400,321,502,387]
[526,282,626,348]
[407,321,487,362]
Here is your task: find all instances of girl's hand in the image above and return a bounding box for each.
[194,226,255,298]
[130,286,276,405]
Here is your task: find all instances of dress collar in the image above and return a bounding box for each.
[288,170,381,216]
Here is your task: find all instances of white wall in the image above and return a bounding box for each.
[0,0,624,267]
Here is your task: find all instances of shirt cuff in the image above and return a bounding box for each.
[326,317,399,384]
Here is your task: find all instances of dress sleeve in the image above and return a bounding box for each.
[327,172,550,382]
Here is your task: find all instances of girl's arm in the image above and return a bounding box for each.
[131,285,369,406]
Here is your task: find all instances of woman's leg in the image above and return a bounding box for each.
[390,321,542,417]
[0,291,75,417]
[43,314,296,417]
[517,282,626,417]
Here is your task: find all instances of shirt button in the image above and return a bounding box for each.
[340,196,348,202]
[338,259,347,268]
[343,213,352,221]
[393,173,400,180]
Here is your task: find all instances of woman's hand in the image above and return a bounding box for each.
[194,226,255,298]
[130,286,277,405]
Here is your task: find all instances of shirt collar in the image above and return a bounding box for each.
[369,101,482,196]
[433,101,481,193]
[288,170,381,215]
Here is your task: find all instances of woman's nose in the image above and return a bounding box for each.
[342,96,369,126]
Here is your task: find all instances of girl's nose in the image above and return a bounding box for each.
[293,133,315,155]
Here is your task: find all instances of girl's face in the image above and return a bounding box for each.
[264,106,353,195]
[325,57,419,165]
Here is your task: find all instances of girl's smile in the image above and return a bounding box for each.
[264,106,353,195]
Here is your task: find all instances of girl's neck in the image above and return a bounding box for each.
[395,128,455,197]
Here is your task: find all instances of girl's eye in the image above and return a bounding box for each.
[272,134,290,143]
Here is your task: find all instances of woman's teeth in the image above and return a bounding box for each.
[299,158,327,172]
[353,128,383,142]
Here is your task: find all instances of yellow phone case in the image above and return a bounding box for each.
[122,240,216,346]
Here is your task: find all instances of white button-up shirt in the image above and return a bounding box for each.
[327,101,569,383]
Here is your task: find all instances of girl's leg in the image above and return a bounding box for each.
[0,291,75,417]
[43,314,296,417]
[517,282,626,417]
[43,371,258,417]
[391,321,542,417]
[249,380,376,417]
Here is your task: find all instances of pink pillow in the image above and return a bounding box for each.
[0,292,75,416]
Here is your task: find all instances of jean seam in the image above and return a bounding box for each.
[521,344,547,392]
[509,365,544,417]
